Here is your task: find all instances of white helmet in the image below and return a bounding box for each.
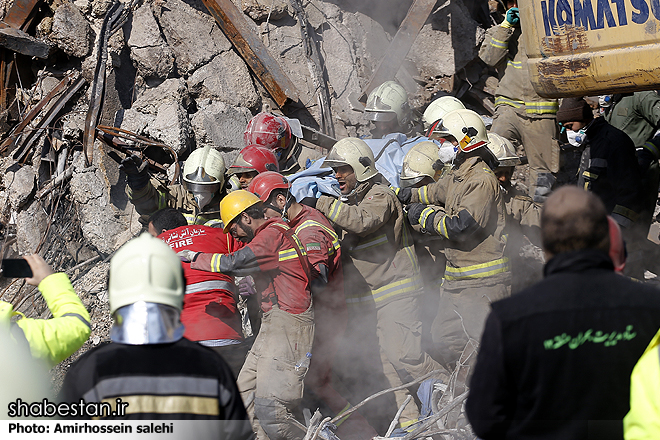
[423,96,465,128]
[364,81,411,127]
[487,133,521,167]
[109,233,184,314]
[429,109,489,153]
[323,137,377,182]
[182,146,226,194]
[400,141,442,188]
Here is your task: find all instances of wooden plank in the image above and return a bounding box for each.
[359,0,440,103]
[0,27,51,59]
[200,0,299,108]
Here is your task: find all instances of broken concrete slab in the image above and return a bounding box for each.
[126,3,175,79]
[131,78,190,115]
[16,200,48,254]
[240,0,289,22]
[155,0,232,76]
[5,164,36,210]
[51,2,94,58]
[191,100,252,157]
[148,101,194,154]
[188,51,259,109]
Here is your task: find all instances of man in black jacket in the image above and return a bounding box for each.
[557,97,645,278]
[466,187,660,440]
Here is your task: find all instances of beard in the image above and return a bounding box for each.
[237,218,255,243]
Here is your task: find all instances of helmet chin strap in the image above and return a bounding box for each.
[266,192,294,221]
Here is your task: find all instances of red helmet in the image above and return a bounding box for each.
[229,145,279,175]
[244,112,293,152]
[607,215,626,273]
[248,171,291,202]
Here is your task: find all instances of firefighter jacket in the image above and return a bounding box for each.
[59,337,252,430]
[578,117,643,228]
[288,204,344,310]
[0,273,91,367]
[316,175,422,309]
[191,218,312,314]
[280,140,323,175]
[159,225,243,343]
[479,24,558,118]
[411,156,509,281]
[625,328,660,440]
[604,91,660,149]
[503,184,541,229]
[128,180,224,227]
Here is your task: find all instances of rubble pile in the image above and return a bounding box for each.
[0,0,494,403]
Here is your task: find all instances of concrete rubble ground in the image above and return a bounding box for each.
[1,0,655,438]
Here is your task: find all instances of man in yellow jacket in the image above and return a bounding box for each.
[0,254,91,367]
[625,328,660,439]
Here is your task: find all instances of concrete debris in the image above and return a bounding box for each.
[241,0,289,22]
[125,4,175,79]
[16,199,48,254]
[50,3,94,58]
[5,164,36,210]
[191,100,252,154]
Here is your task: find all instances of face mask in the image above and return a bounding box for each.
[193,191,214,210]
[567,129,587,147]
[438,140,458,164]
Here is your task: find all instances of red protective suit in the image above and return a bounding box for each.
[159,225,243,342]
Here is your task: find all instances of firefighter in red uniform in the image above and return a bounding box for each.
[178,190,313,440]
[244,112,321,175]
[228,145,280,190]
[248,172,378,439]
[148,208,247,377]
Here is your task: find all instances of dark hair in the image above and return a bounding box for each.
[243,202,265,220]
[149,208,188,233]
[266,188,288,207]
[541,187,609,255]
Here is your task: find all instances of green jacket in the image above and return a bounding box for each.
[0,273,91,366]
[604,91,660,149]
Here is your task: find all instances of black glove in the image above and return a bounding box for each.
[120,154,150,190]
[394,187,412,205]
[638,144,658,174]
[299,197,318,209]
[407,203,440,233]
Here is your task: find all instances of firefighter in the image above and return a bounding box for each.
[122,145,227,227]
[228,145,280,190]
[487,132,543,292]
[248,171,378,438]
[364,81,416,138]
[398,109,510,370]
[148,208,247,378]
[479,0,560,202]
[422,95,465,131]
[244,112,321,175]
[59,233,252,432]
[178,190,313,440]
[0,254,90,367]
[312,137,448,431]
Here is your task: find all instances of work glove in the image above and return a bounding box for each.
[119,154,150,190]
[407,203,441,234]
[177,250,200,263]
[392,186,412,205]
[502,7,520,27]
[237,276,257,297]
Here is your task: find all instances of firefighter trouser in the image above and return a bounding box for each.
[237,303,314,440]
[491,105,560,197]
[431,273,511,371]
[377,296,448,428]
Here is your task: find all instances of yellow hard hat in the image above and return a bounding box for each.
[220,190,261,233]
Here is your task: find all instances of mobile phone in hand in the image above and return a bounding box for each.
[1,258,33,278]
